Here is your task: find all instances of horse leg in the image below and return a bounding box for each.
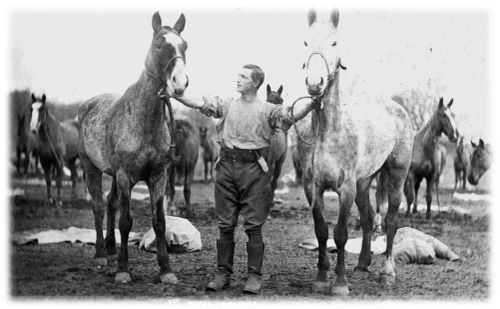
[462,170,467,190]
[304,179,330,293]
[184,169,194,218]
[434,173,441,215]
[380,165,406,288]
[67,158,78,199]
[147,168,178,284]
[54,162,63,212]
[41,161,54,205]
[454,168,459,191]
[115,168,133,283]
[374,173,386,232]
[354,177,375,277]
[80,156,106,265]
[403,176,414,217]
[204,160,208,183]
[425,176,433,219]
[105,177,118,256]
[165,164,177,216]
[331,180,356,296]
[412,175,423,214]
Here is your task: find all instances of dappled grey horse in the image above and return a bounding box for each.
[299,8,413,295]
[78,12,188,284]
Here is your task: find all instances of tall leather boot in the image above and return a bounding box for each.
[243,242,264,294]
[206,240,235,291]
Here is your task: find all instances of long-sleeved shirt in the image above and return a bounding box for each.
[199,96,288,150]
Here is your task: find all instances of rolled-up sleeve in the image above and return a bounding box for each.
[200,96,231,118]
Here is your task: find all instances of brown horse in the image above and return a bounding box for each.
[300,9,413,295]
[165,119,199,218]
[199,127,219,182]
[265,84,288,198]
[78,12,188,284]
[403,98,459,219]
[454,135,471,190]
[468,138,491,185]
[29,94,80,209]
[15,100,40,175]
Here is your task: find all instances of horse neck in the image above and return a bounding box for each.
[419,113,441,153]
[317,73,341,136]
[125,71,166,132]
[39,112,60,143]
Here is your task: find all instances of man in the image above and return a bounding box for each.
[172,64,313,294]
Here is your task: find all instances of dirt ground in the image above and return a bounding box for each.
[9,151,490,300]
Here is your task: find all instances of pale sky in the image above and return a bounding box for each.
[8,6,490,140]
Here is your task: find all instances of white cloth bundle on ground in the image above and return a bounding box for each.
[139,216,202,253]
[12,216,202,254]
[299,227,459,264]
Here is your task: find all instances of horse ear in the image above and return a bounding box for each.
[173,13,186,34]
[479,139,485,149]
[152,11,162,33]
[41,94,46,104]
[307,8,317,26]
[277,85,283,95]
[330,8,340,28]
[438,97,444,109]
[471,141,477,148]
[31,93,36,102]
[447,98,454,108]
[266,84,271,94]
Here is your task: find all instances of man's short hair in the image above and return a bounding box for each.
[243,64,265,90]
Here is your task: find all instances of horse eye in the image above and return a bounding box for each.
[332,41,337,47]
[304,41,308,47]
[302,63,306,69]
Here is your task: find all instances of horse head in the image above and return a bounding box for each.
[468,139,491,185]
[146,12,188,96]
[266,84,284,105]
[29,93,47,135]
[303,8,340,96]
[435,97,459,143]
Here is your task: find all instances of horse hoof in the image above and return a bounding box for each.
[312,281,330,294]
[330,284,349,296]
[115,272,132,284]
[352,268,370,280]
[160,273,179,284]
[379,273,396,288]
[94,257,107,267]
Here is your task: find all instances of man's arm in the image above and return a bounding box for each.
[171,92,227,118]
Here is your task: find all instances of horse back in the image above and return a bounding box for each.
[78,93,121,172]
[60,118,81,161]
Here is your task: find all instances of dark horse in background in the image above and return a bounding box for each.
[29,94,80,210]
[265,84,287,199]
[199,126,219,182]
[468,138,491,186]
[165,119,199,218]
[300,9,413,295]
[402,98,459,219]
[16,101,40,175]
[454,135,471,191]
[78,12,188,285]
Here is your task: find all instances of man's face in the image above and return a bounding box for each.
[236,68,256,94]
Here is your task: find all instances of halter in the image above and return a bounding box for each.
[145,55,186,149]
